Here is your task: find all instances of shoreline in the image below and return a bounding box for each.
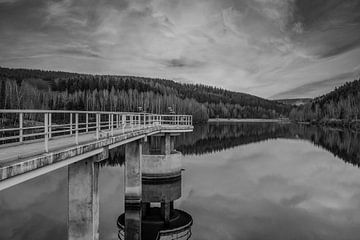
[208,118,290,123]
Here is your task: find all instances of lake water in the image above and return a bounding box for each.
[1,122,360,240]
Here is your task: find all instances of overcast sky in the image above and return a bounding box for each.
[0,0,360,99]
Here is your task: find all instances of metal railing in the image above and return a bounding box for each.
[0,109,192,152]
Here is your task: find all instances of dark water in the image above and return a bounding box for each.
[1,122,360,240]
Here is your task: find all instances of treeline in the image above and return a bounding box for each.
[0,67,289,121]
[289,79,360,124]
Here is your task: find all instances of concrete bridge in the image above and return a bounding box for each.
[0,109,193,240]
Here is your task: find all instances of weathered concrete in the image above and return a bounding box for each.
[68,157,99,240]
[170,136,175,152]
[142,140,150,155]
[142,152,182,178]
[0,124,192,191]
[125,140,142,240]
[161,201,171,224]
[142,176,181,202]
[160,133,171,155]
[124,201,141,240]
[0,148,108,191]
[125,141,142,201]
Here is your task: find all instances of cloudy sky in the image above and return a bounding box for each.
[0,0,360,98]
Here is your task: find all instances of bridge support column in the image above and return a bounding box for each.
[141,202,150,217]
[170,136,175,152]
[125,140,142,240]
[160,133,171,155]
[161,201,171,225]
[142,138,150,155]
[68,158,99,240]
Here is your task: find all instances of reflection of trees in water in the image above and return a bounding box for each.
[291,125,360,167]
[175,123,360,167]
[175,123,291,155]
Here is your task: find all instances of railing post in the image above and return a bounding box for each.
[108,114,111,131]
[111,113,114,136]
[75,113,79,145]
[96,113,100,140]
[44,113,49,153]
[19,112,23,143]
[132,115,134,128]
[49,113,52,139]
[116,114,119,129]
[86,113,89,133]
[122,114,126,133]
[70,113,73,136]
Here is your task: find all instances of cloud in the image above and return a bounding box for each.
[56,44,103,59]
[272,72,357,99]
[0,0,360,98]
[163,57,206,68]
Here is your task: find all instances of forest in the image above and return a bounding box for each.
[0,67,289,122]
[289,78,360,125]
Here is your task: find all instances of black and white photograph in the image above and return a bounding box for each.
[1,0,360,239]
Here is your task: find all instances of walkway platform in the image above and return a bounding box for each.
[0,124,192,186]
[0,110,193,190]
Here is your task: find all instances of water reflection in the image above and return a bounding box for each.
[0,123,360,240]
[117,138,193,240]
[176,123,360,166]
[117,176,192,240]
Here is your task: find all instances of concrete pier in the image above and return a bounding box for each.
[125,140,142,240]
[124,201,142,240]
[160,133,171,155]
[68,157,99,240]
[161,201,171,224]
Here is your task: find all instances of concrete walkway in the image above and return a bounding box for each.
[0,125,144,165]
[0,124,193,184]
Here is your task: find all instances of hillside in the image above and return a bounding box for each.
[0,67,289,122]
[289,79,360,124]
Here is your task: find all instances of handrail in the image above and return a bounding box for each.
[0,109,193,153]
[0,109,193,117]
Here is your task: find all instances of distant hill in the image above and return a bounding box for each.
[275,98,312,106]
[289,79,360,123]
[0,66,289,122]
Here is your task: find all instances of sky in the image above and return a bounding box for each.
[0,0,360,99]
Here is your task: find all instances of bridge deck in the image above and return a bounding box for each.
[0,110,193,190]
[0,124,193,190]
[0,125,154,165]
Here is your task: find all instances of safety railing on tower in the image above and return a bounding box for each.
[0,109,192,152]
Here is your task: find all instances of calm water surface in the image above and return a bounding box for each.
[1,123,360,240]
